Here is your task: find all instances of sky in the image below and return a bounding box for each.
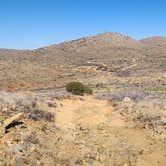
[0,0,165,49]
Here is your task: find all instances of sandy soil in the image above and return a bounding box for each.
[49,96,166,166]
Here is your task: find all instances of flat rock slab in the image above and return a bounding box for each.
[0,113,23,137]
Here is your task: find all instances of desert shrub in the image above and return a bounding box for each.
[95,89,147,102]
[84,85,93,95]
[27,109,55,122]
[66,82,93,96]
[23,132,40,145]
[19,100,55,122]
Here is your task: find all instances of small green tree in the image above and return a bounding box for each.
[66,82,93,96]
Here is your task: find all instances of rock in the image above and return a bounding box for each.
[0,113,24,137]
[47,102,57,108]
[75,140,85,149]
[2,107,8,113]
[122,97,134,109]
[122,97,132,103]
[78,124,89,131]
[97,122,108,130]
[9,144,26,154]
[96,64,109,71]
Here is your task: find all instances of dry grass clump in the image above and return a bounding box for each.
[116,98,166,135]
[95,88,147,102]
[26,109,55,122]
[0,91,55,123]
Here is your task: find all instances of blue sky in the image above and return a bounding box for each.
[0,0,165,49]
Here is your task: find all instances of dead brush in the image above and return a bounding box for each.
[20,102,55,122]
[25,108,55,122]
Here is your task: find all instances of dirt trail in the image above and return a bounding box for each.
[55,96,112,129]
[51,96,166,166]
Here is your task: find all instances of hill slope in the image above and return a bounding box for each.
[0,32,165,91]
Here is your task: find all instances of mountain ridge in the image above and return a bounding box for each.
[0,32,165,51]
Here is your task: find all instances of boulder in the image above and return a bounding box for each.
[0,113,24,137]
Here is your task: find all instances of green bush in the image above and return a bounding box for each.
[84,86,93,95]
[66,82,93,96]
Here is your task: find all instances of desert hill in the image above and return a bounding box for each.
[0,32,165,91]
[0,32,165,68]
[140,36,166,47]
[0,32,164,65]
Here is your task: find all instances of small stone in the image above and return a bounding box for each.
[9,144,26,154]
[122,97,132,103]
[47,102,57,108]
[79,124,89,131]
[97,122,108,130]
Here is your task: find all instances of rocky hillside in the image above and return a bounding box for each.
[140,36,166,47]
[0,32,165,91]
[0,32,165,66]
